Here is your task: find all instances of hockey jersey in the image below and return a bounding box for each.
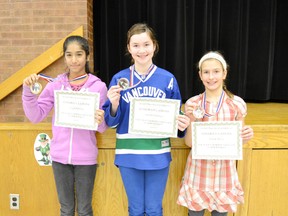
[103,65,184,170]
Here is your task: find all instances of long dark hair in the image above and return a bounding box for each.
[63,35,92,74]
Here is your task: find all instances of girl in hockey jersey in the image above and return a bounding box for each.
[103,23,190,216]
[22,36,108,216]
[177,51,254,216]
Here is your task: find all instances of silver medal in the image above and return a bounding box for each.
[117,78,130,90]
[193,106,205,119]
[30,82,42,95]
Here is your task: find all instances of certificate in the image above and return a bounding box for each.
[129,97,180,137]
[54,90,100,130]
[192,121,242,160]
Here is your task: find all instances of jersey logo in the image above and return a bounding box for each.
[168,78,174,90]
[122,86,166,103]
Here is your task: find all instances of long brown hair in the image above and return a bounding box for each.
[126,23,159,63]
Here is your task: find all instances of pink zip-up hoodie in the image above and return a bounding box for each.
[22,72,108,165]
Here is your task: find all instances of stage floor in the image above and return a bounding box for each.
[246,102,288,125]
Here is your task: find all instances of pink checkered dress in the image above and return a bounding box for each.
[177,92,246,213]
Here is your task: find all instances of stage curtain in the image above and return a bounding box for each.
[94,0,288,101]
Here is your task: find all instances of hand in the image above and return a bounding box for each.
[241,125,254,143]
[184,100,198,122]
[23,74,39,87]
[177,114,191,131]
[95,109,104,124]
[107,85,122,107]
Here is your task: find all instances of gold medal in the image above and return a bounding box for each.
[117,78,130,90]
[193,106,205,119]
[30,82,42,94]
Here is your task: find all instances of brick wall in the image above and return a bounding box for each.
[0,0,93,122]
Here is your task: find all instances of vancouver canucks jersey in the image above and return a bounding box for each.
[103,65,183,170]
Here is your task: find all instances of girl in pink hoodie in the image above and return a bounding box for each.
[22,35,108,216]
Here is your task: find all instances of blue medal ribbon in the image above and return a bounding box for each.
[38,73,88,83]
[202,90,225,118]
[129,64,155,88]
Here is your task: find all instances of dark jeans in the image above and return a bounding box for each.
[52,161,97,216]
[188,209,228,216]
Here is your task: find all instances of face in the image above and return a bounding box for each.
[64,42,88,75]
[127,32,156,66]
[40,140,48,146]
[199,59,227,91]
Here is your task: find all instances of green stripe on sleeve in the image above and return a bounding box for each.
[116,138,170,150]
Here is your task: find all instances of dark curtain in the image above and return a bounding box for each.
[94,0,288,102]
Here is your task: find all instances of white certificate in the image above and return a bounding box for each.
[54,90,100,130]
[129,97,180,137]
[192,121,242,160]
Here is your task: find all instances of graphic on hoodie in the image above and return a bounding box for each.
[34,133,52,166]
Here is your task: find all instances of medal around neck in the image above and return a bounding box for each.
[193,106,205,119]
[30,82,42,94]
[118,78,130,90]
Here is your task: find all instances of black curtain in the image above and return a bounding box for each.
[94,0,288,102]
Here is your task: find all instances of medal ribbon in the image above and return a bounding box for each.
[38,73,88,83]
[68,74,88,82]
[129,65,140,88]
[202,90,225,117]
[134,64,155,80]
[39,74,55,82]
[129,64,155,88]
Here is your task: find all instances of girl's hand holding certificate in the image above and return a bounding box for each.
[241,125,254,143]
[95,109,105,125]
[177,113,191,131]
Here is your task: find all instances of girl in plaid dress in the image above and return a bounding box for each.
[177,51,254,216]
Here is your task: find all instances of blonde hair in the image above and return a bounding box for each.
[198,51,234,98]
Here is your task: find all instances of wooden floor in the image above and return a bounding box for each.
[246,102,288,125]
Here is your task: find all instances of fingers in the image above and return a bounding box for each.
[23,74,39,86]
[184,100,198,121]
[177,114,191,131]
[108,85,122,95]
[241,125,254,141]
[242,125,253,136]
[107,85,122,104]
[95,109,105,124]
